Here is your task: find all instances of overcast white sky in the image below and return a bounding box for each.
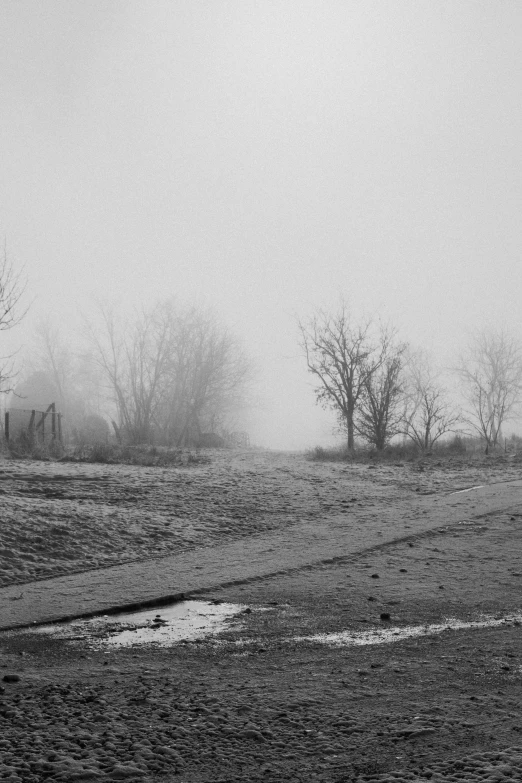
[1,1,521,448]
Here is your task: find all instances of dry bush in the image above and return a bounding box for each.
[6,431,64,460]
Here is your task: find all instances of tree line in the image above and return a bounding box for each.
[0,251,252,447]
[14,301,251,448]
[2,253,522,452]
[299,302,522,453]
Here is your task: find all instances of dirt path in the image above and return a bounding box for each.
[0,450,521,782]
[1,449,521,588]
[1,477,522,631]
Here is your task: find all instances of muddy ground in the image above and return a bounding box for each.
[0,450,521,782]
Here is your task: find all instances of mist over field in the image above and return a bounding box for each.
[1,1,521,449]
[2,10,522,777]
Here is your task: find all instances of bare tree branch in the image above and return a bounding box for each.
[0,244,28,393]
[355,329,407,450]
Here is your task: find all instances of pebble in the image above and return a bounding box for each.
[240,729,266,742]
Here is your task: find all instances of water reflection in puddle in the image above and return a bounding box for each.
[294,612,522,647]
[17,603,522,652]
[31,600,247,648]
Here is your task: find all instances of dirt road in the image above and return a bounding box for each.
[0,450,521,782]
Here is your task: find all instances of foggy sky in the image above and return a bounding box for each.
[1,1,521,448]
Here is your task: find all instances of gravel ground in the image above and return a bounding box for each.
[1,449,521,782]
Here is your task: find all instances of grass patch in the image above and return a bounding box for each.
[60,443,210,466]
[5,431,65,460]
[305,445,353,462]
[306,435,522,465]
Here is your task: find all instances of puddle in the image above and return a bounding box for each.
[12,603,521,652]
[450,485,484,495]
[294,611,522,647]
[26,600,248,648]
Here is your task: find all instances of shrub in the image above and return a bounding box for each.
[443,434,467,454]
[305,445,352,462]
[7,431,65,460]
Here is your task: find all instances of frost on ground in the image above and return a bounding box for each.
[1,449,521,782]
[1,449,521,587]
[296,612,522,647]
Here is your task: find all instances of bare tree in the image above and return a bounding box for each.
[298,303,397,451]
[0,245,27,392]
[355,335,407,450]
[402,350,461,452]
[455,329,522,452]
[155,305,251,446]
[86,300,252,446]
[85,302,172,444]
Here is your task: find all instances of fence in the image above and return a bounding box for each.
[4,403,63,445]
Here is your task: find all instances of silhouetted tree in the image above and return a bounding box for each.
[356,339,407,450]
[298,303,402,451]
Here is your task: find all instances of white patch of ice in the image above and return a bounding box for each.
[450,485,484,495]
[294,612,522,647]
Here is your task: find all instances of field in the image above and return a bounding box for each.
[0,449,521,782]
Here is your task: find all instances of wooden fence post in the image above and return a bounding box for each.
[4,411,9,442]
[51,403,56,441]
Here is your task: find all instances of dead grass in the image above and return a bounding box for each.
[60,442,210,466]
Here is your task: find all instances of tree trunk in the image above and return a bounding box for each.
[346,416,355,451]
[375,432,386,451]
